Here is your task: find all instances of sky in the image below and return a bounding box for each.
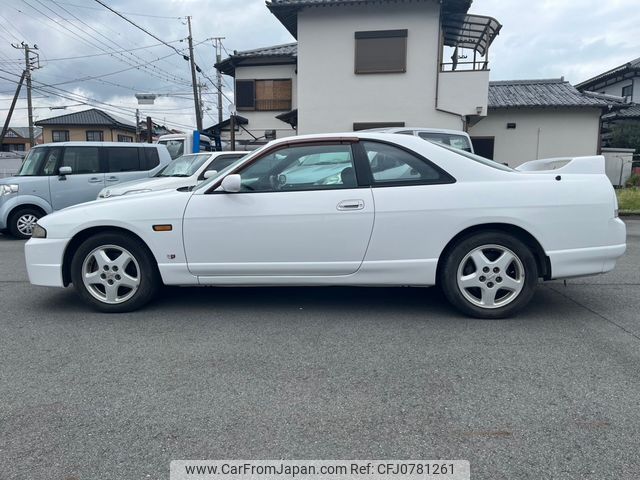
[0,0,639,131]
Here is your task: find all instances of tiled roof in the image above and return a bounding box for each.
[7,127,42,138]
[603,103,640,120]
[267,0,472,37]
[215,43,298,76]
[576,57,640,90]
[488,79,628,109]
[35,108,136,131]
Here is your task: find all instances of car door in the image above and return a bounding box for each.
[183,142,374,277]
[104,147,146,187]
[49,146,105,210]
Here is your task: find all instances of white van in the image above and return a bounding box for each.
[365,127,474,154]
[157,132,213,160]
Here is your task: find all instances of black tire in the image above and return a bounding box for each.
[70,232,160,313]
[8,207,43,240]
[439,231,538,319]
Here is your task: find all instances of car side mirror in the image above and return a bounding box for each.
[203,170,218,179]
[58,166,72,177]
[220,174,241,193]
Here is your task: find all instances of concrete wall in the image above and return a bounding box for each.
[469,108,602,167]
[296,1,465,134]
[41,126,136,143]
[234,64,297,143]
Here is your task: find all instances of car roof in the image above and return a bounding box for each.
[363,127,470,136]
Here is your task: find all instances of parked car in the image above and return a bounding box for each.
[365,127,474,153]
[25,133,626,318]
[97,151,247,199]
[0,142,171,239]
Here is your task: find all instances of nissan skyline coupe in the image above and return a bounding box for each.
[24,132,626,318]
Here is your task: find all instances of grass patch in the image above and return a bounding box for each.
[617,188,640,212]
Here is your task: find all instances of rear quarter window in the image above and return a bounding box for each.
[142,148,160,170]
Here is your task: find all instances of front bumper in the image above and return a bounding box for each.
[25,237,68,287]
[548,218,627,279]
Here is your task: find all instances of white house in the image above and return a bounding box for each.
[577,57,640,103]
[468,79,624,166]
[215,0,501,147]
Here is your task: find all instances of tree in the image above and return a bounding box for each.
[610,123,640,152]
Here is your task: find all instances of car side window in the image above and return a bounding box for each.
[236,144,357,192]
[142,148,160,170]
[362,141,452,185]
[207,155,244,173]
[42,148,62,176]
[107,147,141,172]
[60,147,100,174]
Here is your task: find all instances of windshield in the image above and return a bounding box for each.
[156,154,211,177]
[158,139,185,160]
[432,142,515,172]
[16,148,47,176]
[418,132,473,153]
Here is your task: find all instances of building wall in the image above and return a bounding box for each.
[234,64,298,143]
[591,77,639,103]
[296,1,464,135]
[469,108,602,167]
[41,126,136,143]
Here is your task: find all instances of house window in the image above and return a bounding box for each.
[117,134,134,142]
[355,30,408,74]
[236,79,292,111]
[353,122,405,131]
[52,130,69,142]
[622,84,633,98]
[86,131,104,141]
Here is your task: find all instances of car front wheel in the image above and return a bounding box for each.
[9,207,43,239]
[440,231,538,319]
[70,232,160,313]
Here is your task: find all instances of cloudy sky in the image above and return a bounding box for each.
[1,0,638,131]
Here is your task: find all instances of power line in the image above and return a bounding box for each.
[52,1,183,19]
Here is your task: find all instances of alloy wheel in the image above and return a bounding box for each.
[16,214,39,237]
[456,244,525,309]
[81,245,141,305]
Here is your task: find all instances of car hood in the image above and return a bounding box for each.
[39,189,192,239]
[100,176,196,197]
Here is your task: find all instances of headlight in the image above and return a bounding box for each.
[0,184,19,196]
[124,189,152,196]
[31,223,47,239]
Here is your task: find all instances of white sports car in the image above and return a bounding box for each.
[25,133,626,318]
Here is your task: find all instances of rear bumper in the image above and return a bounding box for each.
[25,238,68,287]
[548,218,627,279]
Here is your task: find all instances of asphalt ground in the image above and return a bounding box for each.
[1,220,639,480]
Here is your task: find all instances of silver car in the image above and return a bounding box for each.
[0,142,171,239]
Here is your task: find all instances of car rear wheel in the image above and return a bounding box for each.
[440,231,538,319]
[8,207,43,239]
[70,232,160,313]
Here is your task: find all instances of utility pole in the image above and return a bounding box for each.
[186,16,203,132]
[135,108,140,142]
[12,42,39,147]
[146,116,153,143]
[0,71,26,146]
[213,37,225,125]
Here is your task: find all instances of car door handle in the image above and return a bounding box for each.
[337,199,365,211]
[88,177,102,183]
[106,176,119,182]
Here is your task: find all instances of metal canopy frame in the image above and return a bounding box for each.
[442,14,502,57]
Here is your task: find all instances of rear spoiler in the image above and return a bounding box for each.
[516,156,605,174]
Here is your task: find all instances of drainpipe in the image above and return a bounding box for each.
[536,127,541,159]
